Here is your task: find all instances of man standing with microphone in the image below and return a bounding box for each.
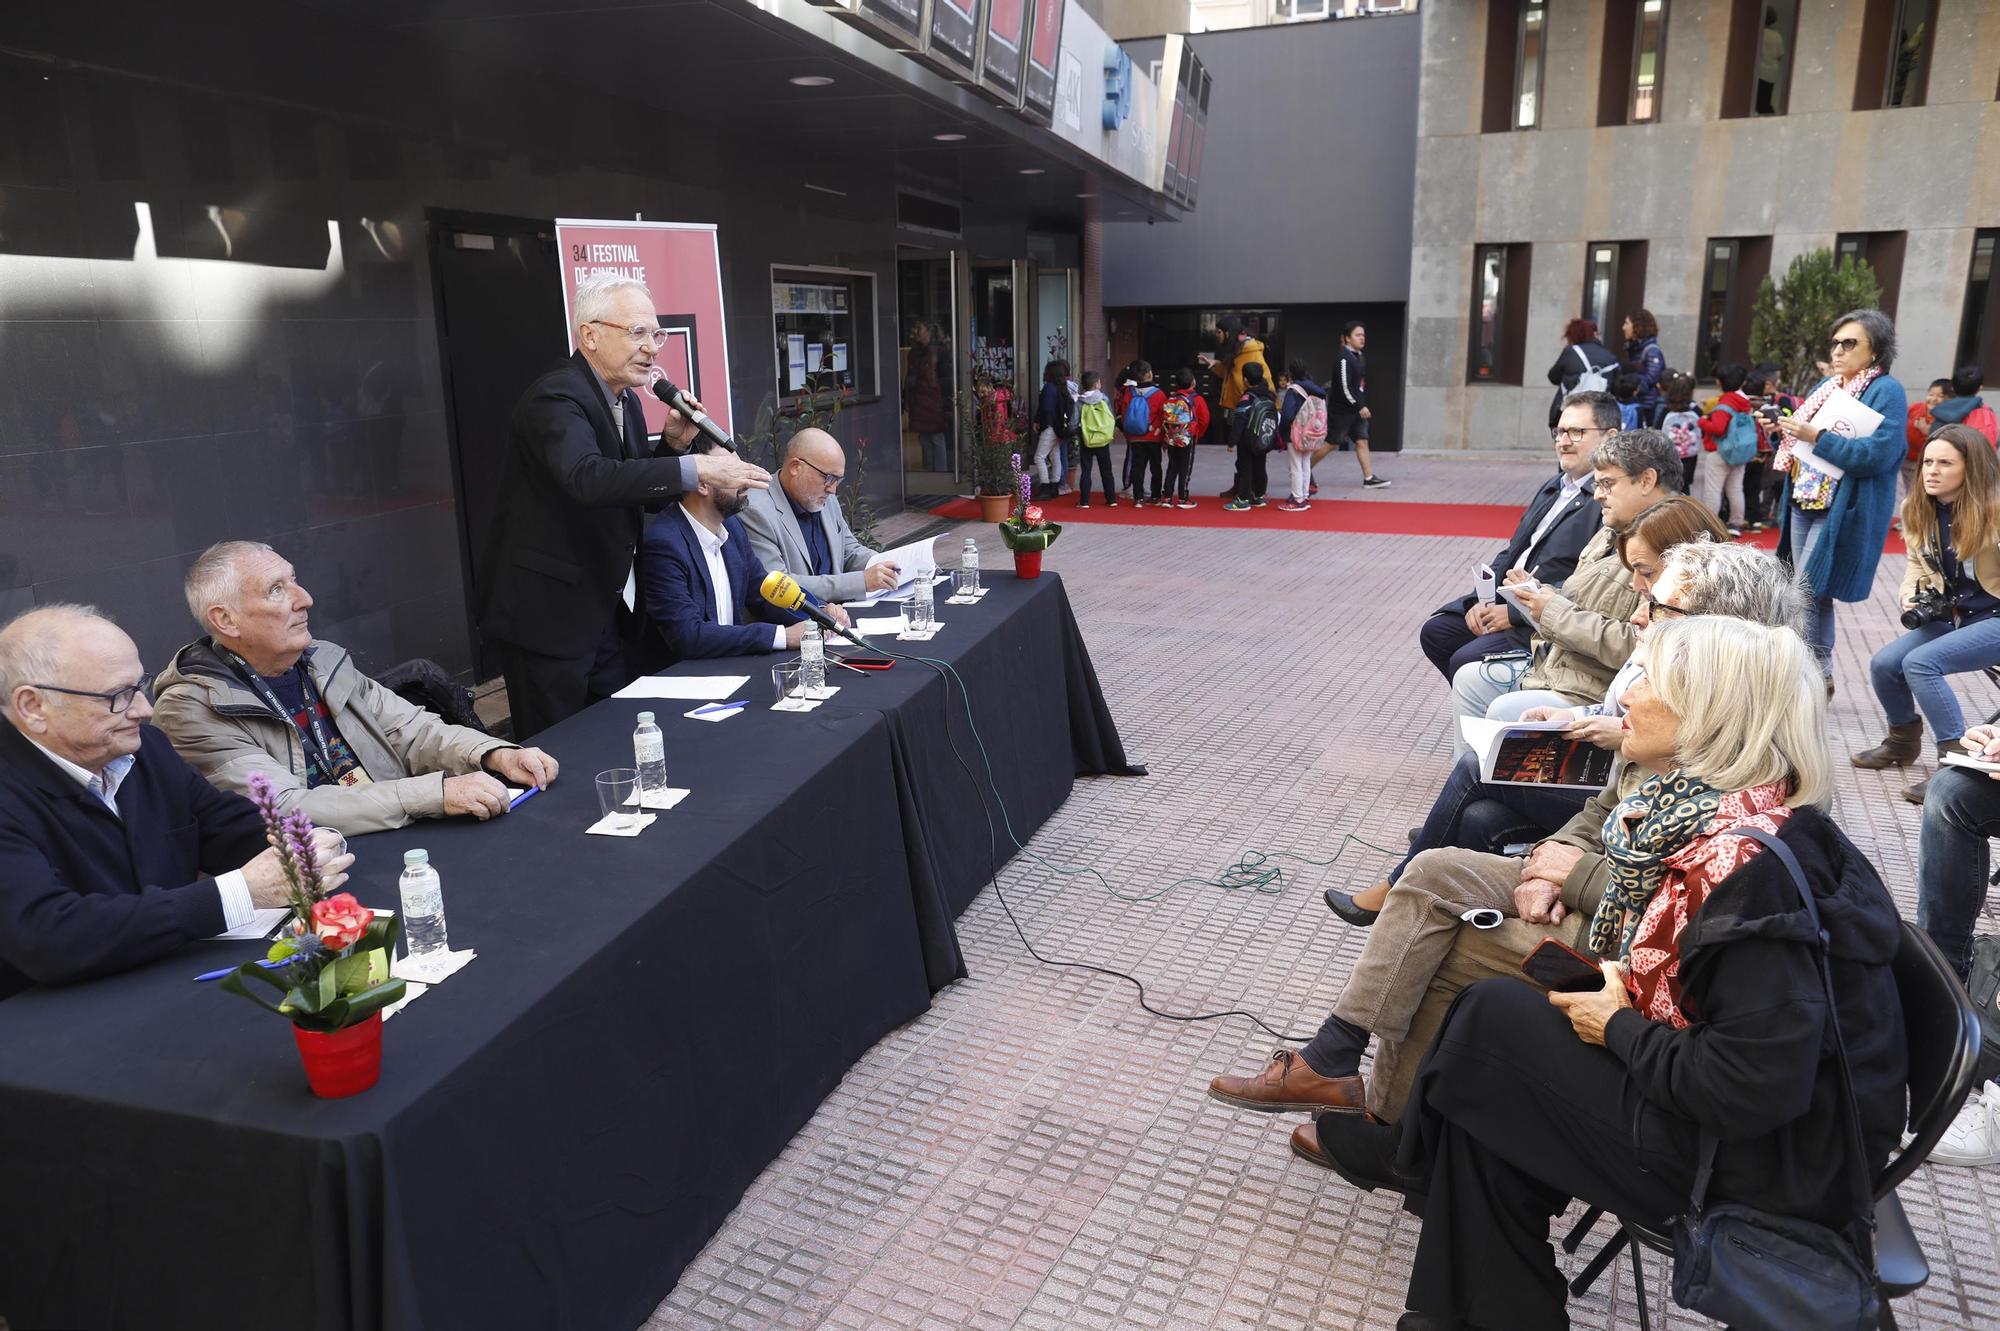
[479,274,770,738]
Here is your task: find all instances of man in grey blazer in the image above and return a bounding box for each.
[740,429,902,603]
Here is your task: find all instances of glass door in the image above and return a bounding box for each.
[896,248,960,492]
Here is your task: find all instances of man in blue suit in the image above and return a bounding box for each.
[637,438,851,666]
[0,605,356,998]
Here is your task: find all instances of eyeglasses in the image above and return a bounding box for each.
[794,457,843,491]
[32,673,154,714]
[1551,426,1607,442]
[1643,597,1687,620]
[589,320,670,349]
[1830,336,1862,354]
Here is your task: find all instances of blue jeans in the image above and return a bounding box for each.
[1868,616,2000,742]
[1918,764,2000,980]
[1390,754,1591,884]
[1786,506,1836,675]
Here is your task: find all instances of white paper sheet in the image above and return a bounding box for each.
[855,616,909,635]
[209,907,290,941]
[1806,387,1885,443]
[623,786,692,810]
[867,536,939,585]
[612,675,750,701]
[585,811,657,837]
[1789,440,1846,480]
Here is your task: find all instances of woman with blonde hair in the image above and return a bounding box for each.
[1853,422,2000,802]
[1327,616,1907,1331]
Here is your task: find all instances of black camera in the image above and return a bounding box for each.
[1903,582,1957,630]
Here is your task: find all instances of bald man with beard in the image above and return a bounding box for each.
[739,428,900,605]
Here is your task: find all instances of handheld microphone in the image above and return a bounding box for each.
[759,571,877,651]
[652,377,735,452]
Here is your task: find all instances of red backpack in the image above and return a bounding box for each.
[1161,393,1196,448]
[1969,403,1999,448]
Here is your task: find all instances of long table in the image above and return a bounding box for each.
[0,572,1132,1331]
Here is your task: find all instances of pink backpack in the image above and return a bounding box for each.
[1289,388,1328,455]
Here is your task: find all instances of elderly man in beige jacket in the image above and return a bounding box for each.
[152,541,558,836]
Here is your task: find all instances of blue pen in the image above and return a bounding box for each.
[508,784,543,811]
[193,957,295,983]
[690,700,746,717]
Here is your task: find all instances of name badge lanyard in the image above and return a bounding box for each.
[219,648,341,780]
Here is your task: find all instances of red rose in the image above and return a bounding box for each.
[310,893,374,952]
[1023,505,1045,526]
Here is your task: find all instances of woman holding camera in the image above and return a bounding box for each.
[1853,424,2000,802]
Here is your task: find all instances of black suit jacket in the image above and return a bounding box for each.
[0,721,269,998]
[1434,472,1602,626]
[637,509,808,667]
[478,351,692,660]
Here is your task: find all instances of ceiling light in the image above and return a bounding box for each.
[1018,167,1045,175]
[932,132,967,142]
[1075,192,1096,198]
[789,75,835,87]
[803,182,848,198]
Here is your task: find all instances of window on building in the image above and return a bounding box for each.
[1856,0,1935,109]
[1582,240,1650,336]
[1834,231,1907,317]
[1482,2,1546,132]
[771,267,879,402]
[1721,0,1796,118]
[1601,1,1670,125]
[1957,230,2000,387]
[1695,236,1773,379]
[1274,0,1331,20]
[1469,243,1533,384]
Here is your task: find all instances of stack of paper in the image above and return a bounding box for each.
[613,675,749,702]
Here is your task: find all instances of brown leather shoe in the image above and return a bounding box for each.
[1853,721,1923,769]
[1208,1049,1366,1114]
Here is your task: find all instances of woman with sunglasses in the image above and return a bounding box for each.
[1772,308,1910,694]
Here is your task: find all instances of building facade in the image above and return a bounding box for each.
[1404,0,2000,451]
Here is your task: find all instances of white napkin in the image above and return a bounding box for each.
[586,811,658,836]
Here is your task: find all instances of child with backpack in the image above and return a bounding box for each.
[1275,359,1328,512]
[1933,364,1999,446]
[1610,372,1643,431]
[1223,362,1278,511]
[1116,361,1166,505]
[1030,358,1072,497]
[1697,361,1757,534]
[1659,371,1703,495]
[1159,367,1209,509]
[1075,371,1118,508]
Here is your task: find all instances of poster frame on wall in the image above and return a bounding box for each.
[923,0,984,82]
[810,0,932,53]
[1016,0,1065,122]
[554,217,734,438]
[975,0,1030,104]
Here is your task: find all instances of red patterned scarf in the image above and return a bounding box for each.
[1624,782,1794,1029]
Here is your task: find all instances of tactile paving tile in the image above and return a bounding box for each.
[649,449,2000,1331]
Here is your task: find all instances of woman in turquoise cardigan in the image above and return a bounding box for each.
[1774,308,1910,690]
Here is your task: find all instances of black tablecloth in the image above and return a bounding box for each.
[0,570,1133,1331]
[0,706,930,1331]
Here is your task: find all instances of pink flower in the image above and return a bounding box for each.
[310,893,374,951]
[1023,505,1045,527]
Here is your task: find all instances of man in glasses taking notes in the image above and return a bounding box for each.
[0,605,354,998]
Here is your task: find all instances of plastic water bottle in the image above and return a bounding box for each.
[633,711,666,808]
[961,537,981,595]
[911,573,935,632]
[800,622,826,695]
[398,849,448,958]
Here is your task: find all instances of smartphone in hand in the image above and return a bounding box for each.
[1520,937,1604,993]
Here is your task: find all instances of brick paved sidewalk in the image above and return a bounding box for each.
[650,449,2000,1331]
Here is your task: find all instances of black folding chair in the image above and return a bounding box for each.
[1559,923,1982,1330]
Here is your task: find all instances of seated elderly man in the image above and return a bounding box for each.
[638,436,849,665]
[152,541,558,835]
[0,605,354,997]
[1207,543,1806,1144]
[740,428,902,604]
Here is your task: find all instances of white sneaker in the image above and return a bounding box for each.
[1927,1081,2000,1167]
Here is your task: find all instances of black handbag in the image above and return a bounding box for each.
[1965,933,2000,1085]
[1667,827,1881,1331]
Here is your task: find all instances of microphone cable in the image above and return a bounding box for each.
[868,630,1401,1045]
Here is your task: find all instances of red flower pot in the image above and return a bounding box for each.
[292,1011,384,1098]
[1014,550,1043,579]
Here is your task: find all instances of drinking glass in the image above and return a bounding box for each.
[770,663,803,705]
[595,768,639,831]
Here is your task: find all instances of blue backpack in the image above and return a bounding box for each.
[1121,385,1159,437]
[1717,407,1761,466]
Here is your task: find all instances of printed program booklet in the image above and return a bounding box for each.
[1460,717,1615,790]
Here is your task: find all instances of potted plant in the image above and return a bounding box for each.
[997,454,1061,578]
[966,383,1021,523]
[217,772,405,1097]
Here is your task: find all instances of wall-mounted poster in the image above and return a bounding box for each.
[855,0,928,49]
[554,218,733,437]
[978,0,1029,103]
[926,0,982,81]
[1018,0,1065,122]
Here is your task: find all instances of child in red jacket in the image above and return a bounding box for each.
[1115,362,1166,505]
[1160,367,1210,508]
[1696,362,1755,534]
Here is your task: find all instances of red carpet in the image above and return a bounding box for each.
[929,493,1908,555]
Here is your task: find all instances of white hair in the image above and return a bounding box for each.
[1644,616,1831,808]
[1659,542,1808,632]
[0,604,113,715]
[574,274,653,329]
[185,540,275,628]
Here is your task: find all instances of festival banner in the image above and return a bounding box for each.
[554,218,734,437]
